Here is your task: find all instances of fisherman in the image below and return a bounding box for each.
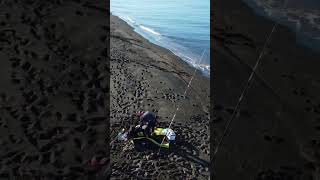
[116,111,176,150]
[136,111,157,137]
[126,111,158,139]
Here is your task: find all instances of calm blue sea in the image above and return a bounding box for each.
[244,0,320,51]
[111,0,210,76]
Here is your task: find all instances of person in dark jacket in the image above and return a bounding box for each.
[136,111,157,137]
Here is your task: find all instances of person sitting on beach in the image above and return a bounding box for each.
[134,111,158,137]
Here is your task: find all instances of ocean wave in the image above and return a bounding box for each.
[174,51,210,76]
[139,25,162,36]
[116,15,136,25]
[198,64,210,75]
[123,16,136,24]
[116,15,162,36]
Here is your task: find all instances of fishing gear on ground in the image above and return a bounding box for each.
[115,111,176,149]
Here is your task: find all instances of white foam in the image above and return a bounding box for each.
[178,53,210,75]
[197,64,211,75]
[125,16,135,24]
[168,48,210,76]
[139,25,161,36]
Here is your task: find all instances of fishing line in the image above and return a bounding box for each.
[169,49,206,130]
[158,49,207,151]
[212,0,288,161]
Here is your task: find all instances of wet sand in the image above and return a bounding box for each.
[110,15,210,179]
[212,0,320,179]
[0,1,108,179]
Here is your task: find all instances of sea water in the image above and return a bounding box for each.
[244,0,320,51]
[111,0,210,76]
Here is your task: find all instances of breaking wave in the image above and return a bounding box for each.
[139,25,162,36]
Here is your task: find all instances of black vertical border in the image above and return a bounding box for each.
[210,0,215,178]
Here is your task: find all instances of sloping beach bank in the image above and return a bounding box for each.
[213,0,320,179]
[110,15,210,179]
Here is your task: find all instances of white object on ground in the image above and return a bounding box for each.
[117,131,128,141]
[164,128,176,141]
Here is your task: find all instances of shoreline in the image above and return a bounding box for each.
[242,0,320,52]
[111,13,211,77]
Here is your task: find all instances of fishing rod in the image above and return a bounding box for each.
[212,0,289,161]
